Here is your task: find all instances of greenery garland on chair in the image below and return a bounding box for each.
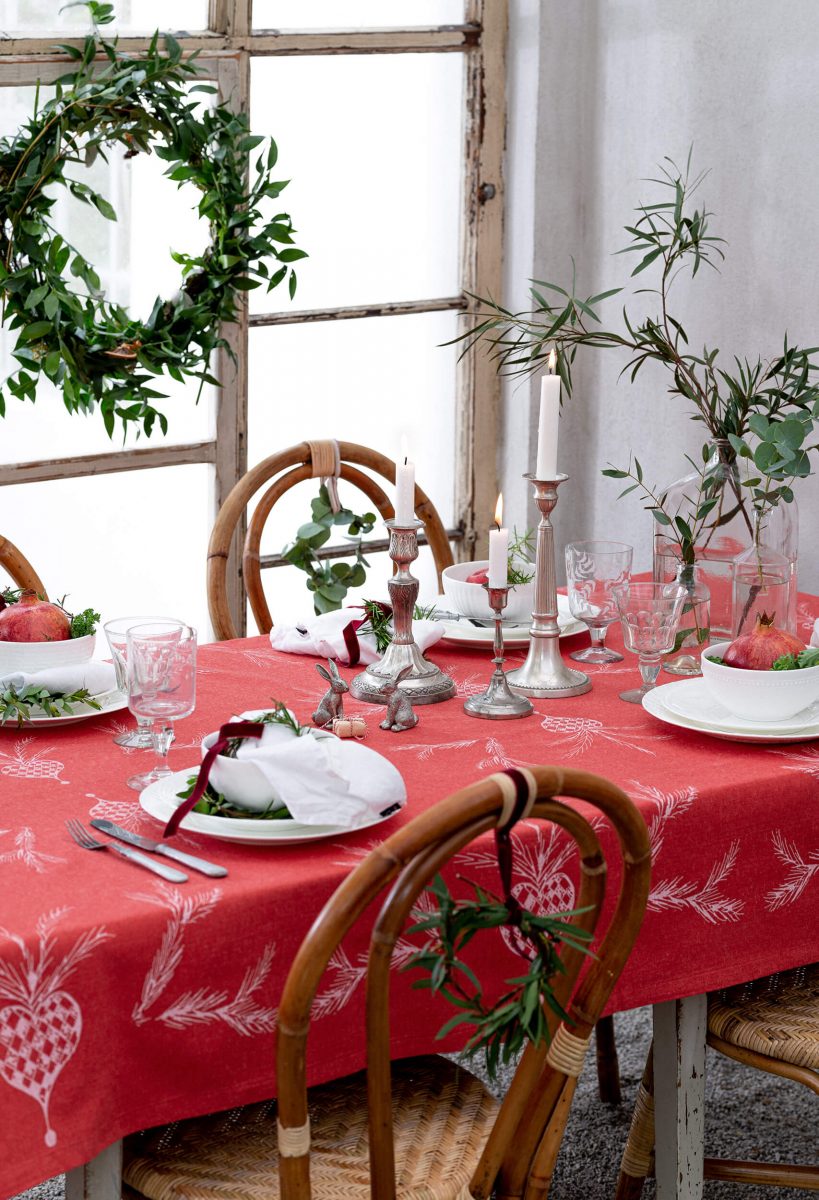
[0,1,305,436]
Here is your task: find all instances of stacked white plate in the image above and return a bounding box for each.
[643,678,819,744]
[436,593,586,648]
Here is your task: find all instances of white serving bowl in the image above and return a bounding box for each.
[700,641,819,723]
[0,632,96,675]
[442,560,534,624]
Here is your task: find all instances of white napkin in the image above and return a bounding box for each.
[811,619,819,649]
[269,607,443,666]
[0,661,118,697]
[233,712,406,826]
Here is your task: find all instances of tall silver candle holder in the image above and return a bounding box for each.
[464,585,533,720]
[350,518,456,705]
[506,473,591,699]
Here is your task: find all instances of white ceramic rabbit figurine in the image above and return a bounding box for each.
[312,659,349,728]
[379,664,418,732]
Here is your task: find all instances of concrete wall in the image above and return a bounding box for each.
[501,0,819,589]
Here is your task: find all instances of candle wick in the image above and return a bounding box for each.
[404,456,408,466]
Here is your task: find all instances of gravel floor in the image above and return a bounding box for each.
[13,1006,815,1199]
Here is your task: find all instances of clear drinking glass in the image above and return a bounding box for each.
[565,540,633,664]
[125,622,197,792]
[104,615,185,748]
[614,583,686,705]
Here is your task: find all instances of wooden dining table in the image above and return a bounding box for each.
[3,600,818,1200]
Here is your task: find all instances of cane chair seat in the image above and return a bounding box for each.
[124,1056,499,1200]
[708,963,819,1074]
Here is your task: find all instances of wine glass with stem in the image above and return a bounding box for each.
[125,621,197,792]
[104,615,184,748]
[614,582,686,704]
[565,541,633,664]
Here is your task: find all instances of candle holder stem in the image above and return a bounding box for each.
[464,586,533,719]
[350,519,455,705]
[506,474,591,699]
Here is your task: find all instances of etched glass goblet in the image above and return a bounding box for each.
[565,541,633,664]
[104,615,184,748]
[614,583,685,704]
[126,621,197,791]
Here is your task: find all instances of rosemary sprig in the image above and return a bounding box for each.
[0,684,101,726]
[508,526,535,586]
[220,701,308,758]
[404,874,594,1081]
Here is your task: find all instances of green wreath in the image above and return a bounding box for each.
[0,4,305,436]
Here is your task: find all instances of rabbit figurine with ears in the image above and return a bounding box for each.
[312,659,349,728]
[379,664,419,732]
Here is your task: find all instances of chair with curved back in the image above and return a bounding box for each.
[208,439,455,641]
[615,964,819,1197]
[0,533,46,596]
[122,765,651,1200]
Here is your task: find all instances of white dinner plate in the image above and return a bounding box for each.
[436,595,586,648]
[642,680,819,744]
[1,688,128,728]
[140,768,404,846]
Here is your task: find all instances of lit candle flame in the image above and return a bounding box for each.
[548,348,557,373]
[494,492,504,528]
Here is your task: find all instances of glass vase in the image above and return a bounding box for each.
[653,440,798,639]
[662,563,710,675]
[732,511,797,637]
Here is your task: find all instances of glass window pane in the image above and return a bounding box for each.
[246,311,457,622]
[0,86,215,461]
[0,465,214,641]
[253,1,464,27]
[5,0,207,33]
[250,54,463,311]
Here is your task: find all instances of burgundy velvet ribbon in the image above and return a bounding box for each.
[494,767,533,932]
[163,721,265,838]
[341,601,393,667]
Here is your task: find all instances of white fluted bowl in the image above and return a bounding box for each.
[701,641,819,723]
[0,633,96,675]
[442,560,535,624]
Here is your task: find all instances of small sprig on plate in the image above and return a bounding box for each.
[0,684,101,726]
[219,701,308,758]
[176,775,293,821]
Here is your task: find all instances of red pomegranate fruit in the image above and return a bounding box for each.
[0,591,71,642]
[723,611,804,671]
[466,568,490,585]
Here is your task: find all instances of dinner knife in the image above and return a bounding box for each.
[90,819,228,877]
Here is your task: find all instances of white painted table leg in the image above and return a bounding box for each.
[65,1140,123,1200]
[653,994,707,1200]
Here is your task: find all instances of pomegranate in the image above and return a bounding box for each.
[0,591,71,643]
[466,568,489,585]
[723,611,804,671]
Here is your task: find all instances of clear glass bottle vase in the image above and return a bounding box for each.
[662,563,710,676]
[732,511,797,637]
[653,440,798,639]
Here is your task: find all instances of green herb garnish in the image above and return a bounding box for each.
[69,607,102,639]
[0,685,101,726]
[507,526,536,587]
[772,647,819,671]
[220,701,307,758]
[176,775,292,821]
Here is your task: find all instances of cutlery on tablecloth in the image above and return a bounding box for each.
[90,818,228,877]
[65,818,188,883]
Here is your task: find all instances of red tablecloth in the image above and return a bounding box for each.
[3,605,819,1198]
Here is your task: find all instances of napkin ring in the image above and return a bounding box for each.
[332,716,367,739]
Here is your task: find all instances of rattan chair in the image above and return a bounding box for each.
[122,765,651,1200]
[207,439,455,641]
[0,533,46,596]
[615,964,819,1197]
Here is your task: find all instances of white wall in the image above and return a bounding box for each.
[503,0,819,588]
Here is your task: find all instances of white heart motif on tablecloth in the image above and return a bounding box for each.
[0,992,82,1146]
[0,911,110,1146]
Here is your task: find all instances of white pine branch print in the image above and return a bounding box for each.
[312,947,367,1019]
[0,828,65,873]
[647,840,744,924]
[628,781,697,862]
[157,943,277,1035]
[765,830,819,911]
[130,884,222,1024]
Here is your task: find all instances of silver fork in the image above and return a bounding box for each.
[65,818,188,883]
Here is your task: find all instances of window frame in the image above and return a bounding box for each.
[0,0,507,635]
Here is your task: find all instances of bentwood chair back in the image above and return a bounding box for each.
[615,964,819,1197]
[0,533,46,596]
[123,765,651,1200]
[207,439,455,641]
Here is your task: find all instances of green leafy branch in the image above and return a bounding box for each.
[404,873,593,1081]
[283,484,376,615]
[219,701,308,758]
[0,684,101,725]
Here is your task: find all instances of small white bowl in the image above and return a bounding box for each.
[0,633,96,675]
[442,560,535,624]
[701,641,819,723]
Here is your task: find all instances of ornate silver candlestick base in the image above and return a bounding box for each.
[350,518,456,705]
[464,586,533,720]
[507,474,591,700]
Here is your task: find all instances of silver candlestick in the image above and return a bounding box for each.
[350,518,456,705]
[464,585,533,720]
[507,474,591,699]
